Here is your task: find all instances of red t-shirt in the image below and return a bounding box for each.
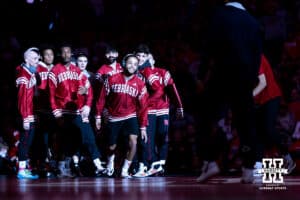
[254,55,282,105]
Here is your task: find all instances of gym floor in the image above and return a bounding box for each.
[1,175,299,200]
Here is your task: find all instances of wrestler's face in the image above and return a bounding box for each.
[61,46,72,63]
[25,51,40,67]
[42,49,54,65]
[125,56,138,74]
[77,56,88,71]
[136,52,149,66]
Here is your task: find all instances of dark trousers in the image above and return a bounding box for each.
[255,97,287,161]
[32,112,57,161]
[137,114,169,167]
[18,122,35,161]
[198,84,257,168]
[57,114,100,160]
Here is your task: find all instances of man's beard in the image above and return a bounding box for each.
[62,58,71,64]
[106,57,117,64]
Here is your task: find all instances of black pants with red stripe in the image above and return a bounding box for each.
[137,114,169,168]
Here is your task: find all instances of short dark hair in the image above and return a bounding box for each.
[134,44,151,54]
[40,43,55,54]
[75,52,88,60]
[60,42,72,50]
[121,53,138,68]
[105,44,118,54]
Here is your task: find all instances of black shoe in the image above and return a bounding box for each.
[73,165,84,177]
[95,168,107,177]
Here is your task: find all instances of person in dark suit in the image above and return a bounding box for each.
[197,0,263,183]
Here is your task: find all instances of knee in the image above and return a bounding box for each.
[129,138,137,147]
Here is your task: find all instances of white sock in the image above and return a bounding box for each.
[19,161,26,171]
[122,159,132,171]
[160,160,166,165]
[139,162,145,169]
[93,158,103,170]
[108,154,115,162]
[73,155,79,166]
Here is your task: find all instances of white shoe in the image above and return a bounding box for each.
[105,155,115,176]
[95,165,107,177]
[253,162,263,177]
[106,164,114,177]
[133,163,148,178]
[253,162,263,184]
[196,161,220,183]
[147,161,164,176]
[121,169,131,178]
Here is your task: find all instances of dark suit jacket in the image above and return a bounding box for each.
[206,4,263,92]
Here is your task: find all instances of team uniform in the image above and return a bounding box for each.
[95,63,123,114]
[15,64,39,179]
[48,62,104,176]
[96,63,123,83]
[94,63,123,162]
[137,66,183,176]
[94,63,123,121]
[36,62,54,112]
[33,62,56,167]
[96,72,148,142]
[48,63,88,116]
[78,71,93,122]
[95,63,123,116]
[95,72,148,177]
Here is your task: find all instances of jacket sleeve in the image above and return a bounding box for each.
[48,70,61,117]
[95,67,107,83]
[164,71,183,109]
[145,70,165,100]
[137,85,149,128]
[86,79,93,108]
[16,76,35,123]
[95,77,109,120]
[80,74,93,108]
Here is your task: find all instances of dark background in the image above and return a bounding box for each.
[1,0,300,174]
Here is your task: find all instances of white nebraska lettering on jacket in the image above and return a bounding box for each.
[111,84,138,97]
[57,71,79,83]
[39,71,49,80]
